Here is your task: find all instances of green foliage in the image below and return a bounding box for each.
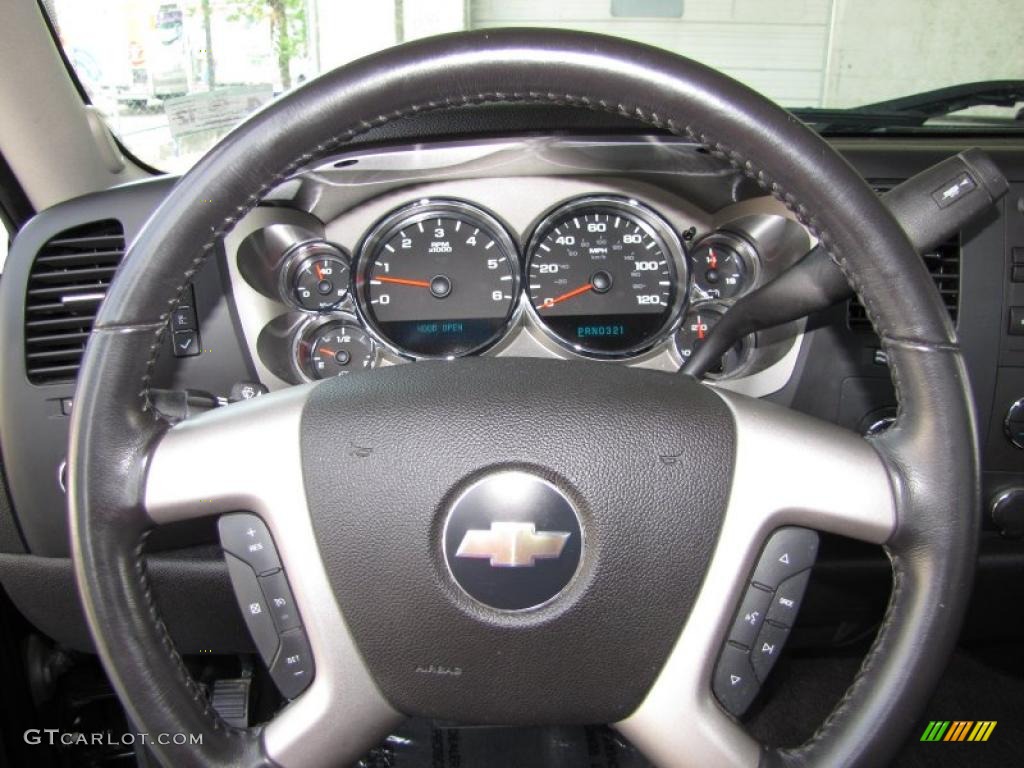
[224,0,307,88]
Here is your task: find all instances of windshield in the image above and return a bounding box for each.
[46,0,1024,173]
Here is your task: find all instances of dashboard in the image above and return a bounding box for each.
[223,139,810,399]
[1,126,1023,656]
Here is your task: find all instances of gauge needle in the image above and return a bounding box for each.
[375,276,432,288]
[541,283,592,309]
[314,263,324,280]
[708,248,718,269]
[697,317,705,340]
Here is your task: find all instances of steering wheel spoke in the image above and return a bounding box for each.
[616,388,897,768]
[714,388,897,545]
[145,387,403,768]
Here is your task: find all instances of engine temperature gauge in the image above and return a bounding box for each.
[296,320,375,380]
[675,305,750,377]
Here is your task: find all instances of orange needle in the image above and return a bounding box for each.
[314,263,324,280]
[708,248,718,269]
[697,317,705,340]
[541,283,592,309]
[376,276,432,288]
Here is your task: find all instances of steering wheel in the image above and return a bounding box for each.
[68,29,978,768]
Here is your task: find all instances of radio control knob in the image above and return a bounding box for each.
[991,488,1024,538]
[1005,397,1024,449]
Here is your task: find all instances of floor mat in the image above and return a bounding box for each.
[747,645,1024,767]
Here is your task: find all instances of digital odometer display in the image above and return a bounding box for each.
[526,197,685,357]
[357,201,519,358]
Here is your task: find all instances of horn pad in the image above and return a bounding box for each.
[443,471,584,611]
[301,358,734,724]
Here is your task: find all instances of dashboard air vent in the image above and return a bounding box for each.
[24,220,126,384]
[849,180,960,333]
[847,236,960,332]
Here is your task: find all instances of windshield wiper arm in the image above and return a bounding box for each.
[792,80,1024,132]
[853,80,1024,122]
[790,107,929,131]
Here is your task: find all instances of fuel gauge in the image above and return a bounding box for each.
[295,319,376,380]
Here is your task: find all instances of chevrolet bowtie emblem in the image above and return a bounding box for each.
[455,522,571,568]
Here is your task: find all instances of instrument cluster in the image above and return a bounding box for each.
[236,194,765,384]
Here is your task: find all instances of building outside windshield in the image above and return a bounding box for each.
[45,0,1024,174]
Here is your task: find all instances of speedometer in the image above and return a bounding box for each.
[525,197,687,357]
[356,200,520,358]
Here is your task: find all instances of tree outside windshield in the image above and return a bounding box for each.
[46,0,1024,173]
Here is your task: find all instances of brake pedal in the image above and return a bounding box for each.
[210,677,252,727]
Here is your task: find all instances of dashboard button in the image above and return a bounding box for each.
[728,584,773,649]
[1010,308,1024,336]
[224,552,280,664]
[766,570,811,628]
[171,305,197,331]
[751,527,819,589]
[270,628,314,699]
[219,514,282,576]
[751,621,791,682]
[259,569,301,633]
[713,643,759,716]
[172,330,200,357]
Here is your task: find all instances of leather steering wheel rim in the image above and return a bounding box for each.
[68,28,979,768]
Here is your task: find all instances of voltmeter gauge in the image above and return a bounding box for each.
[690,235,757,300]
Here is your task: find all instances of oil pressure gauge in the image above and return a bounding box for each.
[283,242,351,312]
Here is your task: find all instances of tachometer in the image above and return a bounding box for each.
[356,200,520,358]
[525,197,686,357]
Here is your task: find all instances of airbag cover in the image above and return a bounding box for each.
[301,358,734,723]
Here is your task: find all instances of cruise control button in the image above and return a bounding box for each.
[219,514,281,575]
[766,570,811,628]
[751,621,791,682]
[271,628,314,699]
[713,643,759,716]
[224,552,280,664]
[728,584,773,649]
[259,569,301,633]
[751,527,819,589]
